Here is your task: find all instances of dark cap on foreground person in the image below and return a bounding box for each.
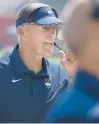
[42,0,99,123]
[16,3,63,27]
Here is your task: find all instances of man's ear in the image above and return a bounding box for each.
[17,27,24,36]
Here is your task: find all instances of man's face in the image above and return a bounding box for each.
[23,24,57,57]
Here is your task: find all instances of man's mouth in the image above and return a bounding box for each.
[44,42,53,46]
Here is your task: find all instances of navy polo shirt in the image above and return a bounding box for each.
[43,70,99,123]
[0,45,67,123]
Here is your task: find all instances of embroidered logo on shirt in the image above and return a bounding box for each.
[45,81,51,88]
[45,78,52,89]
[12,79,22,83]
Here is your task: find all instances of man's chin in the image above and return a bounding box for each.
[43,51,53,57]
[36,51,53,58]
[44,53,53,57]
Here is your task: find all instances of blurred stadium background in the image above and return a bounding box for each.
[0,0,68,62]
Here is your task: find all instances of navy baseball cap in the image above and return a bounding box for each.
[16,3,64,27]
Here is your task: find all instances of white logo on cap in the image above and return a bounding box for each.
[46,8,53,15]
[48,10,52,14]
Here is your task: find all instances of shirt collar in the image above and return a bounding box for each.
[10,44,52,77]
[74,69,99,100]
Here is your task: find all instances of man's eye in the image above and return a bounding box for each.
[42,26,51,30]
[41,25,59,31]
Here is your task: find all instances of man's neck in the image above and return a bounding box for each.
[18,45,43,73]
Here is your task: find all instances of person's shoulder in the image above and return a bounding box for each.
[45,58,67,78]
[43,85,96,123]
[0,52,11,76]
[45,58,69,87]
[44,58,68,95]
[45,57,61,66]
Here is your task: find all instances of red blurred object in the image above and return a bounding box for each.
[0,14,16,49]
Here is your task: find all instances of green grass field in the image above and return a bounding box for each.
[48,57,59,63]
[0,52,3,57]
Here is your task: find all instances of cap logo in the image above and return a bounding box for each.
[45,8,53,15]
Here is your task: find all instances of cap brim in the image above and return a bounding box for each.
[34,16,64,25]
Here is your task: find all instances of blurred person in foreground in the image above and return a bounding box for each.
[42,0,99,123]
[0,2,77,123]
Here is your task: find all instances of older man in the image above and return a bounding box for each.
[0,2,78,122]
